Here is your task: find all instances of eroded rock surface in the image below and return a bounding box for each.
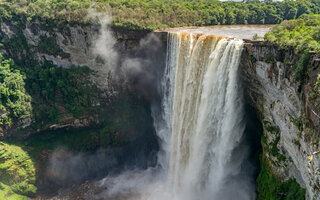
[241,42,320,199]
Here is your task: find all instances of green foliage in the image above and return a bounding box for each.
[6,31,29,55]
[269,135,287,163]
[314,74,320,93]
[293,51,311,82]
[0,182,28,200]
[0,53,100,129]
[259,120,305,199]
[0,15,101,130]
[257,156,306,200]
[8,90,154,153]
[265,14,320,53]
[0,54,32,127]
[22,60,99,128]
[310,92,318,100]
[265,15,320,83]
[262,121,286,164]
[249,55,257,63]
[290,116,304,132]
[38,36,70,58]
[0,142,36,197]
[265,53,276,64]
[1,0,320,30]
[293,138,301,148]
[15,127,112,153]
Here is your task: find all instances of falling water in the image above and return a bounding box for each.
[99,32,256,200]
[153,32,255,200]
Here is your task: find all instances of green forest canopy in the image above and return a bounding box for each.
[266,14,320,53]
[1,0,320,30]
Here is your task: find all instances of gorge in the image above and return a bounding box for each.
[0,14,320,200]
[73,31,258,200]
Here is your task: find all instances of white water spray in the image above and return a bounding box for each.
[154,32,255,200]
[98,32,255,200]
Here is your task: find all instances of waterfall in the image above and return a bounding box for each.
[99,32,256,200]
[154,32,255,200]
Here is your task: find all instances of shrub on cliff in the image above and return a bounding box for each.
[22,59,100,129]
[257,156,306,200]
[0,53,32,129]
[0,142,36,198]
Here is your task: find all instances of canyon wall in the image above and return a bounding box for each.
[0,19,167,138]
[241,41,320,199]
[0,19,165,196]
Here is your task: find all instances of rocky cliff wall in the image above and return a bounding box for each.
[0,19,164,88]
[241,41,320,199]
[0,19,167,138]
[0,19,163,196]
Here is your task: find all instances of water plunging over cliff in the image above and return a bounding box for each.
[151,32,255,200]
[98,32,256,200]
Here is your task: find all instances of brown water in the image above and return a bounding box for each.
[158,25,274,39]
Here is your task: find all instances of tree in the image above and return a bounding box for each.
[0,53,31,126]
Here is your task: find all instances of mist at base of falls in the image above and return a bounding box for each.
[85,32,262,200]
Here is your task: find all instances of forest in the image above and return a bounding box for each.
[1,0,320,30]
[266,14,320,53]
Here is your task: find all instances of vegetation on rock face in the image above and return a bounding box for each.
[1,0,320,30]
[1,88,157,195]
[266,14,320,53]
[0,142,36,198]
[264,13,320,100]
[312,74,320,122]
[265,14,320,138]
[9,90,156,153]
[0,54,32,129]
[24,60,100,128]
[0,20,101,130]
[261,121,287,167]
[0,52,101,131]
[257,119,306,199]
[315,74,320,97]
[0,6,157,195]
[38,35,70,58]
[257,156,306,200]
[256,15,320,198]
[306,71,320,140]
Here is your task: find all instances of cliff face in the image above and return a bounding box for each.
[0,20,163,196]
[1,19,153,88]
[0,19,167,138]
[241,42,320,199]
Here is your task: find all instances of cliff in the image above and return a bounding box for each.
[0,18,166,138]
[0,18,163,197]
[241,41,320,199]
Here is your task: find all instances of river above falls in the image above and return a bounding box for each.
[157,24,274,39]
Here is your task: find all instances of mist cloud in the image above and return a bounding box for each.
[89,10,119,74]
[90,10,165,96]
[45,148,118,187]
